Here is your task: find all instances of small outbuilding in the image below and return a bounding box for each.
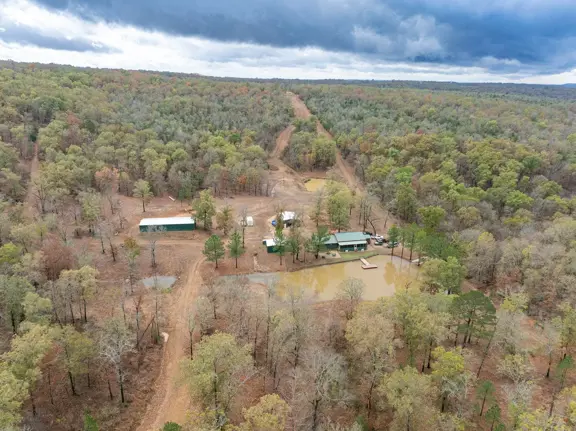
[334,232,370,252]
[263,238,277,253]
[139,216,196,233]
[281,211,298,227]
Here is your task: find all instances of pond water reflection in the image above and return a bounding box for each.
[233,255,420,301]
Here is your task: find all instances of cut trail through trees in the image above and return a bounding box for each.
[135,257,204,430]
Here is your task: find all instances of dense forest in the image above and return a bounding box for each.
[0,64,292,430]
[286,81,576,101]
[294,83,576,311]
[282,117,336,171]
[4,61,576,431]
[0,64,292,203]
[277,82,576,429]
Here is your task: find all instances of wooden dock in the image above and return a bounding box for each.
[360,258,378,270]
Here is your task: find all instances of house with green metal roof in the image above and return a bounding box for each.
[325,234,339,250]
[263,234,339,253]
[334,232,370,251]
[262,232,369,254]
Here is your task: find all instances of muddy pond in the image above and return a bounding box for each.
[304,178,328,192]
[233,255,420,301]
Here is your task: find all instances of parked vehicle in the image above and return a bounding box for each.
[387,241,399,248]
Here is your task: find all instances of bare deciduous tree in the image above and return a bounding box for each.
[220,276,252,340]
[290,347,349,431]
[195,296,216,336]
[99,318,134,404]
[335,277,365,320]
[99,219,118,262]
[146,225,165,268]
[201,270,223,320]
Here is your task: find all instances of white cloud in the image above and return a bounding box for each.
[0,0,576,84]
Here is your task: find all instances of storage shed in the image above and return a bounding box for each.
[281,211,298,227]
[334,232,370,251]
[139,216,196,232]
[263,238,277,253]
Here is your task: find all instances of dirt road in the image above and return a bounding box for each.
[289,93,399,231]
[271,124,295,158]
[288,94,361,192]
[136,256,204,430]
[136,108,310,429]
[25,143,39,216]
[136,93,395,430]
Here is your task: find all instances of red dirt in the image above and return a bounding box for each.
[136,257,205,430]
[131,93,404,429]
[21,194,202,430]
[271,124,296,159]
[130,93,573,431]
[135,106,309,429]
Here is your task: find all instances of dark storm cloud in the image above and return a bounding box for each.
[28,0,576,73]
[0,26,117,53]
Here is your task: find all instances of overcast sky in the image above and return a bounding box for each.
[1,0,576,83]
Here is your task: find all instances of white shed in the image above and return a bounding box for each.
[241,216,254,227]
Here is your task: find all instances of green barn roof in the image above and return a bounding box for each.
[139,217,195,227]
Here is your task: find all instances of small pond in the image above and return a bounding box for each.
[304,178,328,192]
[231,255,420,301]
[142,275,177,290]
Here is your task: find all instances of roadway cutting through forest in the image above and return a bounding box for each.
[136,257,204,431]
[138,92,394,430]
[24,143,39,217]
[287,92,399,230]
[287,93,360,191]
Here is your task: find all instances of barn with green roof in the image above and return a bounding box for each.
[139,216,196,232]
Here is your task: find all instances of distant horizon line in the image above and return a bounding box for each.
[2,59,576,88]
